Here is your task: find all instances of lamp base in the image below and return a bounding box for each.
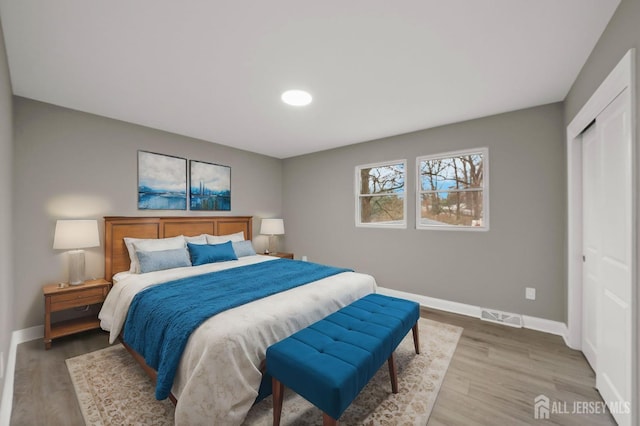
[268,235,278,254]
[68,249,86,285]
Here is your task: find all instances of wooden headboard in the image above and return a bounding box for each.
[104,216,253,281]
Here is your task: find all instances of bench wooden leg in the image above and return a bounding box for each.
[272,377,285,426]
[387,353,398,394]
[412,322,420,354]
[323,412,338,425]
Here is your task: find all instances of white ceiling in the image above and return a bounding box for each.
[0,1,620,159]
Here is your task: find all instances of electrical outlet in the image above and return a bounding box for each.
[525,287,536,300]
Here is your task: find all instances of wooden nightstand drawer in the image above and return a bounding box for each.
[262,252,294,259]
[50,290,105,311]
[50,287,105,307]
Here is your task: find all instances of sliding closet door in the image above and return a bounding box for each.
[581,123,600,371]
[583,88,633,426]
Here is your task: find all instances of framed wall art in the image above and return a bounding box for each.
[190,160,231,211]
[137,151,187,210]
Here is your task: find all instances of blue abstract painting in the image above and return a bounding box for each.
[190,160,231,211]
[138,151,187,210]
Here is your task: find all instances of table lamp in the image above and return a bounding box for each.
[53,219,100,285]
[260,218,284,254]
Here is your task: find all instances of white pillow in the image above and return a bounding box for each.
[206,231,245,244]
[123,237,145,273]
[124,235,186,273]
[184,234,207,244]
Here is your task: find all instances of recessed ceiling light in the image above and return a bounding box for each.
[281,90,312,106]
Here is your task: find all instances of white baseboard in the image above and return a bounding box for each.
[376,287,569,340]
[0,325,44,426]
[522,314,569,338]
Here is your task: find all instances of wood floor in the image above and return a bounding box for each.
[425,308,615,426]
[10,308,616,426]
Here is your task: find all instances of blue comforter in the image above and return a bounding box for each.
[123,259,352,400]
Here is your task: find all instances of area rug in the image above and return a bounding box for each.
[66,318,462,425]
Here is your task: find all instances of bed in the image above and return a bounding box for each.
[98,216,377,425]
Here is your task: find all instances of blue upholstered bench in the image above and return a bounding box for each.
[266,293,420,426]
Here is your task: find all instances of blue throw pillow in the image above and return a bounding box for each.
[232,240,256,257]
[188,241,238,266]
[137,248,192,274]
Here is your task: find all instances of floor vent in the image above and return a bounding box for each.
[480,309,523,328]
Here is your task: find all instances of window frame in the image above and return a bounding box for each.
[355,159,407,229]
[415,147,489,231]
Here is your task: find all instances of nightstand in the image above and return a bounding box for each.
[43,278,111,349]
[263,252,294,259]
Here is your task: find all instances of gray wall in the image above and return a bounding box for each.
[563,0,639,411]
[564,0,638,125]
[0,19,12,403]
[283,103,566,321]
[12,97,283,329]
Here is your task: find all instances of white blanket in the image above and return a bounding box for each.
[98,255,377,425]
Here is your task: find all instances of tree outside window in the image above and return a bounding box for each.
[356,160,406,228]
[417,148,488,230]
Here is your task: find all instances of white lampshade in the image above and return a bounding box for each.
[53,220,100,249]
[260,218,285,235]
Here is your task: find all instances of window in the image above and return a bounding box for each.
[355,160,406,228]
[417,148,488,230]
